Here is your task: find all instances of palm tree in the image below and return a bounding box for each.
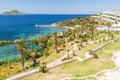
[67,50,70,59]
[107,22,112,40]
[79,37,83,47]
[39,36,48,48]
[62,31,67,44]
[16,40,26,71]
[80,24,85,36]
[32,39,38,46]
[7,61,12,69]
[39,62,47,73]
[47,33,51,40]
[89,24,96,39]
[31,51,38,66]
[37,36,48,56]
[54,32,58,53]
[28,45,38,66]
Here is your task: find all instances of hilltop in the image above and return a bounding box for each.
[2,10,23,15]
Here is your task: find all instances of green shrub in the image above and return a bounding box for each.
[62,44,66,47]
[61,58,67,61]
[39,62,47,73]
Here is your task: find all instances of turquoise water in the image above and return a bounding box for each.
[0,14,91,40]
[0,14,91,62]
[0,44,20,62]
[0,27,66,63]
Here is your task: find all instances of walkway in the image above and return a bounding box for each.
[96,51,120,80]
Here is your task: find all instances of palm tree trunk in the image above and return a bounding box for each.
[54,33,58,53]
[91,30,94,38]
[108,26,110,40]
[33,57,37,65]
[80,41,83,47]
[67,52,69,60]
[7,61,12,69]
[21,54,25,71]
[55,38,58,52]
[107,22,111,40]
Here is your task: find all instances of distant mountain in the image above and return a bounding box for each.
[2,10,23,15]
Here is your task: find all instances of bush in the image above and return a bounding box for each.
[62,44,66,47]
[44,52,49,57]
[69,36,74,41]
[89,50,98,58]
[57,50,60,53]
[61,58,67,61]
[93,54,98,58]
[39,62,47,73]
[74,41,79,43]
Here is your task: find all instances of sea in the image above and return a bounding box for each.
[0,14,91,63]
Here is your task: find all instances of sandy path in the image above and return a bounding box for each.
[96,51,120,80]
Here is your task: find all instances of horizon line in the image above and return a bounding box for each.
[0,13,95,15]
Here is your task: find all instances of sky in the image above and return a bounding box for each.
[0,0,120,14]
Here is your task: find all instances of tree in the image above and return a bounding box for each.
[31,52,38,66]
[16,39,26,71]
[39,62,47,73]
[54,32,58,53]
[46,33,51,40]
[107,22,112,40]
[67,50,70,60]
[32,39,38,46]
[89,24,96,39]
[37,36,48,56]
[38,36,48,48]
[80,24,85,36]
[62,31,67,43]
[28,45,38,66]
[7,61,12,69]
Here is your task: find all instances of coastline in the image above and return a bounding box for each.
[51,23,75,30]
[0,26,67,63]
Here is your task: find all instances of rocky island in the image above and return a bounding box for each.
[2,10,23,15]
